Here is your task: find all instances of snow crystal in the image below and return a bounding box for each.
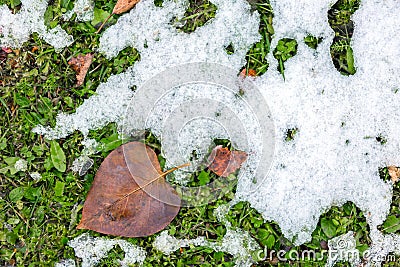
[71,155,94,176]
[63,0,94,22]
[214,203,232,224]
[14,159,27,172]
[154,204,259,267]
[29,172,42,181]
[326,232,360,267]
[153,231,207,255]
[67,233,146,267]
[154,228,259,267]
[70,138,98,176]
[364,230,400,267]
[0,0,73,50]
[27,0,400,265]
[55,259,76,267]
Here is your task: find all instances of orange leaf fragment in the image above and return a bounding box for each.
[207,145,247,177]
[68,53,93,86]
[77,142,185,237]
[1,47,12,54]
[113,0,141,14]
[388,166,400,183]
[240,68,257,77]
[96,0,141,34]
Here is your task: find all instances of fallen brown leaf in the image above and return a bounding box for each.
[388,166,400,183]
[68,53,93,86]
[96,0,141,33]
[77,142,186,237]
[208,145,247,177]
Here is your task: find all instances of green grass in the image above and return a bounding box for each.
[1,0,399,266]
[328,0,360,76]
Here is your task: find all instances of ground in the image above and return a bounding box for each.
[0,0,399,266]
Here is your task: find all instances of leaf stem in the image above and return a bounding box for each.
[95,13,113,34]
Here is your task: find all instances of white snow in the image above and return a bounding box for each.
[32,0,260,139]
[154,228,260,267]
[65,233,146,267]
[71,138,98,176]
[364,229,400,266]
[0,0,73,50]
[153,231,207,255]
[236,0,400,250]
[14,159,27,172]
[29,172,42,181]
[63,0,94,22]
[55,259,76,267]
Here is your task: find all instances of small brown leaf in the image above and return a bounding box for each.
[113,0,141,14]
[68,53,93,86]
[388,166,400,183]
[77,142,184,237]
[240,68,257,77]
[96,0,141,34]
[1,47,12,54]
[31,46,39,53]
[208,145,247,177]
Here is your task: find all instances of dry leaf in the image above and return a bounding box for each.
[31,46,39,53]
[388,166,400,183]
[1,47,12,54]
[77,142,184,237]
[240,68,257,77]
[68,53,93,86]
[208,145,247,177]
[113,0,141,14]
[96,0,141,33]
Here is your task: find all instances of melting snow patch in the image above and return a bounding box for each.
[71,138,98,176]
[154,229,259,267]
[153,231,207,255]
[364,230,400,266]
[29,172,42,181]
[0,0,73,50]
[66,233,146,267]
[14,159,27,172]
[55,259,76,267]
[235,0,399,246]
[32,0,260,139]
[63,0,94,22]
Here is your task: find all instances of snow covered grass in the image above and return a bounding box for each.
[1,0,400,266]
